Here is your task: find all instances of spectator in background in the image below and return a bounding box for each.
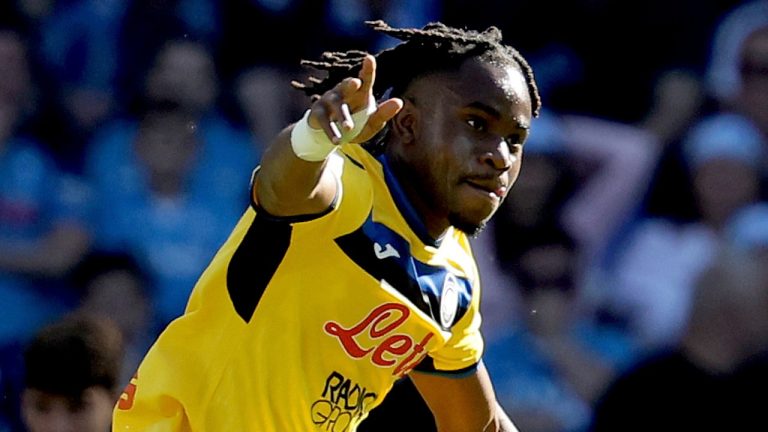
[20,313,124,432]
[608,112,766,352]
[705,1,768,110]
[734,25,768,145]
[484,227,637,432]
[704,17,768,200]
[116,0,221,115]
[723,201,768,425]
[0,28,92,348]
[590,247,768,431]
[639,68,707,148]
[32,0,130,172]
[86,107,246,328]
[85,39,257,326]
[141,38,258,182]
[68,251,155,386]
[640,19,768,247]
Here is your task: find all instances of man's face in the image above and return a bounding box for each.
[22,387,115,432]
[145,41,217,113]
[396,57,533,236]
[135,111,198,180]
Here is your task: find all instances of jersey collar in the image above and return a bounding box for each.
[377,154,443,247]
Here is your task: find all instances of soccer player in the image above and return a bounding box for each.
[113,20,540,432]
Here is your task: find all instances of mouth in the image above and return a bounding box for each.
[463,178,508,200]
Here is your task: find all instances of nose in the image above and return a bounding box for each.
[479,139,514,171]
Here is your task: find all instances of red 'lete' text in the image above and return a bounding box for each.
[324,303,433,377]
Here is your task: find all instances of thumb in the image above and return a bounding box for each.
[350,98,404,144]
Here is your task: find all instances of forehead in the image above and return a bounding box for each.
[415,57,532,123]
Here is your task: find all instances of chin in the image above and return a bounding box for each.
[448,213,487,238]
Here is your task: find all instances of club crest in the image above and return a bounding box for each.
[440,273,460,328]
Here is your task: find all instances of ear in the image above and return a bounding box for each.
[389,99,418,145]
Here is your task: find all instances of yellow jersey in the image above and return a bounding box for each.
[112,144,485,432]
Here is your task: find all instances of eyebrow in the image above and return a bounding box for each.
[466,101,530,130]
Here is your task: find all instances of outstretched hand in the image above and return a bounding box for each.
[307,55,403,145]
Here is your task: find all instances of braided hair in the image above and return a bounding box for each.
[292,20,541,119]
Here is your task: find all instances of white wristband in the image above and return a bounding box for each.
[290,95,378,162]
[290,109,336,162]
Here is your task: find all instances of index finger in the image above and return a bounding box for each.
[358,54,376,97]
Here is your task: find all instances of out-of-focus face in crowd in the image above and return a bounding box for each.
[22,386,115,432]
[739,26,768,135]
[145,40,217,115]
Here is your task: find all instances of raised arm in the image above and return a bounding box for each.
[253,55,402,217]
[409,363,519,432]
[558,114,662,264]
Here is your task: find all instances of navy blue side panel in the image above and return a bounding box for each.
[334,216,473,330]
[226,214,292,323]
[334,226,432,317]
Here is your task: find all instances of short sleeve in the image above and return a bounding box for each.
[416,285,484,375]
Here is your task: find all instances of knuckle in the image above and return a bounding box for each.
[323,91,341,104]
[311,104,329,118]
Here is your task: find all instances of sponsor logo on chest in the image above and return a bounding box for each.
[324,303,434,377]
[310,371,377,432]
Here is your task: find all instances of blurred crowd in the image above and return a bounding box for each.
[1,0,767,431]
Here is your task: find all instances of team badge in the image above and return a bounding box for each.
[440,273,460,328]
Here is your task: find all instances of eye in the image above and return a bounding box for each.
[466,117,488,132]
[505,133,523,145]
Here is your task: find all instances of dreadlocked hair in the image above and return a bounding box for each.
[292,20,541,119]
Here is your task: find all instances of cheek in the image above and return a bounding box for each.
[507,158,524,186]
[429,159,455,198]
[419,143,454,181]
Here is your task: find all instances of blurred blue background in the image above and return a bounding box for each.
[2,1,768,431]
